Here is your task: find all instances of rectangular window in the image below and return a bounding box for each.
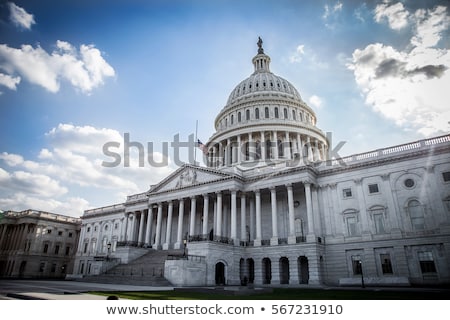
[58,231,63,236]
[83,242,88,253]
[68,232,73,237]
[39,262,45,272]
[54,245,60,255]
[115,223,119,230]
[343,188,352,198]
[418,251,437,274]
[43,243,48,253]
[47,229,52,234]
[368,183,379,194]
[443,171,450,182]
[380,254,393,274]
[51,263,56,273]
[373,213,385,234]
[351,256,362,275]
[346,216,358,236]
[65,246,70,256]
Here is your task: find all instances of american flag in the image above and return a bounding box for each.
[197,139,208,155]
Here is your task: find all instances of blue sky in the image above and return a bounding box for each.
[0,0,449,217]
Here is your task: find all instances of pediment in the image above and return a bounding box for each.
[149,164,234,194]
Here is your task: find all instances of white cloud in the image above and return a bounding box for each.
[309,95,323,109]
[323,1,343,20]
[0,41,115,94]
[0,124,176,217]
[8,2,35,30]
[0,73,21,90]
[348,4,450,136]
[411,6,450,49]
[289,45,305,63]
[374,1,409,30]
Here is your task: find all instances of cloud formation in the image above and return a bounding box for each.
[0,41,115,94]
[8,2,35,30]
[348,4,450,136]
[374,1,409,30]
[0,124,175,217]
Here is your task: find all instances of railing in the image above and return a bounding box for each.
[117,241,140,247]
[330,133,450,166]
[84,203,124,215]
[187,234,308,246]
[166,254,205,262]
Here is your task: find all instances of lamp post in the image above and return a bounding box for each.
[107,242,111,261]
[183,239,187,257]
[358,259,365,288]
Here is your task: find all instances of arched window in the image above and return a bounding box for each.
[255,108,260,119]
[238,112,241,123]
[274,107,279,118]
[246,109,250,121]
[292,110,296,120]
[231,114,234,125]
[265,107,269,118]
[283,108,288,119]
[407,199,425,230]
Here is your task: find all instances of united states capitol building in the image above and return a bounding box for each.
[73,39,450,287]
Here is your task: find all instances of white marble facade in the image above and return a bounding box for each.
[74,39,450,286]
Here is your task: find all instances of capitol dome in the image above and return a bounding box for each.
[206,38,328,169]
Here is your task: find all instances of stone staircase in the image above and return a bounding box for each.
[81,249,184,286]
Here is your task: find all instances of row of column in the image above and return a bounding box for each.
[207,131,327,167]
[0,224,29,252]
[122,183,316,249]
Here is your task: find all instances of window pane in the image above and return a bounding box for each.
[380,254,393,274]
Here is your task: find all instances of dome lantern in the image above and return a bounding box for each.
[252,37,271,73]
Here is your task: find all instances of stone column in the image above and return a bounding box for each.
[273,131,279,159]
[381,174,401,232]
[216,192,223,237]
[202,194,209,235]
[129,212,136,243]
[307,136,313,162]
[189,197,197,236]
[226,138,231,166]
[248,133,254,161]
[285,131,291,159]
[175,199,184,249]
[305,182,315,242]
[218,142,223,167]
[154,203,163,249]
[137,210,145,245]
[145,207,153,247]
[260,131,266,162]
[254,189,262,246]
[354,178,370,238]
[237,135,242,164]
[163,201,173,250]
[240,193,247,242]
[249,194,255,241]
[121,213,129,241]
[287,184,296,244]
[297,133,303,161]
[270,187,278,245]
[230,189,237,244]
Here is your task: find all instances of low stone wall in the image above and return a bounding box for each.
[164,258,207,286]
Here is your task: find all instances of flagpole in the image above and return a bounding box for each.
[194,120,198,165]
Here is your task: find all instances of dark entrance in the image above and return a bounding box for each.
[19,261,27,278]
[262,258,272,284]
[299,256,309,284]
[280,257,289,284]
[215,262,226,285]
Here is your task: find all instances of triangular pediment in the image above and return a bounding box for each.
[149,164,235,194]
